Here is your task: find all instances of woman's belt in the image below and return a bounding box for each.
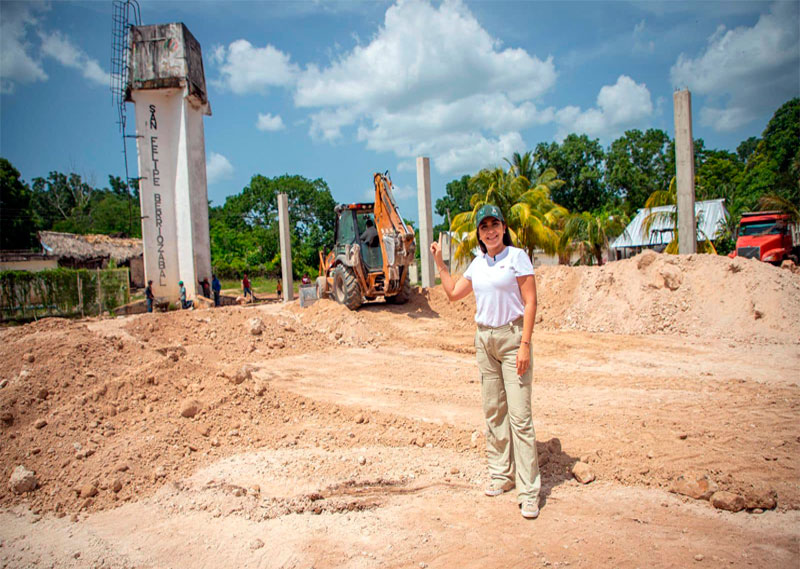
[476,316,524,331]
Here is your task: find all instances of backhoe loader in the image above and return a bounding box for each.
[317,172,416,310]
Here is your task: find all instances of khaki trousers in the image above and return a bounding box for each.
[475,317,540,503]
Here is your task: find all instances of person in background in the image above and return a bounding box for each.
[301,273,311,285]
[145,280,154,313]
[179,280,193,310]
[276,277,283,299]
[211,274,221,307]
[430,204,541,520]
[200,277,211,299]
[242,273,252,301]
[360,218,379,247]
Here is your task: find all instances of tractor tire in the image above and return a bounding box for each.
[316,276,329,299]
[333,265,362,310]
[385,276,412,305]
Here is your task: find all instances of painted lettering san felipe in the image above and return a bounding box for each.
[148,104,167,286]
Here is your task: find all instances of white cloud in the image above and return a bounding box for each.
[256,113,285,131]
[670,1,800,131]
[206,152,235,184]
[633,20,655,54]
[293,0,556,174]
[555,75,653,140]
[0,3,48,94]
[213,39,298,94]
[39,31,110,87]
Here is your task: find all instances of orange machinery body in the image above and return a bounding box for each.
[318,173,416,300]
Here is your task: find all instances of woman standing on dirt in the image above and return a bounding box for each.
[430,204,541,519]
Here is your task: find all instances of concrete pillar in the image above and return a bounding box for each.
[277,193,294,302]
[673,89,697,254]
[128,23,212,302]
[416,156,435,288]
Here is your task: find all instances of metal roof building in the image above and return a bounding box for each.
[610,198,729,255]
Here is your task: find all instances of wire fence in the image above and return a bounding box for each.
[0,268,130,321]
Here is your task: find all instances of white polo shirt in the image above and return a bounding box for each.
[463,246,534,327]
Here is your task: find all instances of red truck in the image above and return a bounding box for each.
[730,211,799,264]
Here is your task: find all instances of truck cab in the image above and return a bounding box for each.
[731,212,798,264]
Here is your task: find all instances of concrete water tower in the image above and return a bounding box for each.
[125,23,212,302]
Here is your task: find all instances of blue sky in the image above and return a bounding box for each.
[1,0,798,225]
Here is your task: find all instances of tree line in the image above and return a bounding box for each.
[2,98,796,273]
[0,158,335,279]
[435,98,798,261]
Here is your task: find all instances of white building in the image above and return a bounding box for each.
[610,198,729,260]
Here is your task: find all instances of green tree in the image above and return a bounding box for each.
[534,134,609,212]
[695,149,744,202]
[209,174,336,278]
[88,190,142,237]
[605,129,671,215]
[736,136,760,164]
[30,171,95,233]
[434,174,472,236]
[0,158,37,249]
[736,98,800,210]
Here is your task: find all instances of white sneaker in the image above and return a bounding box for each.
[484,479,515,497]
[520,499,540,519]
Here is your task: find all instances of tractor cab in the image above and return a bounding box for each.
[333,204,383,272]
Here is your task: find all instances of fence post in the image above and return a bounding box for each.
[77,273,84,317]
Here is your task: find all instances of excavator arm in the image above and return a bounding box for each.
[372,172,416,293]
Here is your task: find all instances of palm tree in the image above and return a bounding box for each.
[450,164,567,264]
[757,193,800,224]
[504,151,536,184]
[642,177,717,254]
[560,210,629,265]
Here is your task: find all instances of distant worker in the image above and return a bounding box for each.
[200,277,211,299]
[276,277,282,299]
[242,273,252,301]
[211,274,221,307]
[179,280,193,310]
[430,204,541,520]
[301,273,311,285]
[360,218,379,247]
[145,280,154,313]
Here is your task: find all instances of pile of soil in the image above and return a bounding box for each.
[424,251,800,343]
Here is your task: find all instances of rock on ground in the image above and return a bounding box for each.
[572,461,595,484]
[671,475,717,501]
[9,465,38,494]
[179,399,202,418]
[710,491,745,512]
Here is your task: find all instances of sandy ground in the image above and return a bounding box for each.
[1,252,799,568]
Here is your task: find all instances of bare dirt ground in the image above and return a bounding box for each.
[1,251,799,569]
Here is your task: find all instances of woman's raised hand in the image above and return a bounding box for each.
[430,242,443,266]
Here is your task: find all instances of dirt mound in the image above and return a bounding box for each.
[288,298,389,347]
[414,251,799,343]
[535,251,800,343]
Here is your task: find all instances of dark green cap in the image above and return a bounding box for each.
[475,204,505,227]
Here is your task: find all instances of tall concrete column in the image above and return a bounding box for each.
[277,193,294,302]
[417,156,435,288]
[673,89,697,254]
